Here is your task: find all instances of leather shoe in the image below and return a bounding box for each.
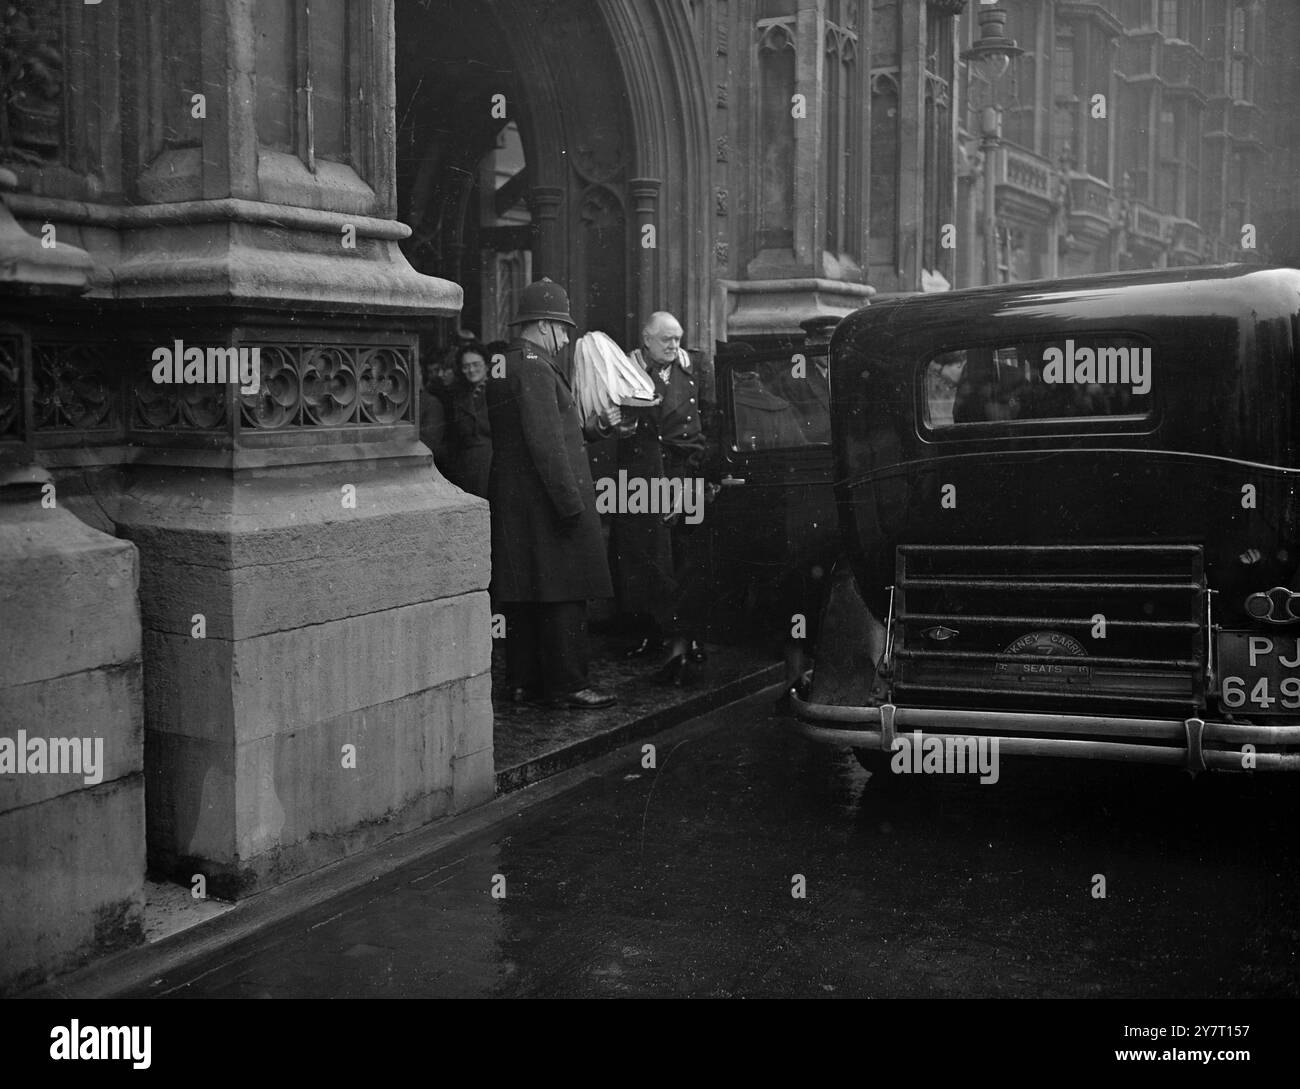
[654,654,699,687]
[552,688,617,709]
[624,636,665,658]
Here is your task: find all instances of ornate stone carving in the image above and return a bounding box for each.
[17,337,417,436]
[579,185,624,230]
[757,19,796,54]
[241,345,297,430]
[301,347,359,427]
[716,82,728,108]
[33,343,116,432]
[927,0,968,16]
[0,331,22,443]
[871,69,901,97]
[358,347,412,425]
[714,240,730,266]
[0,0,64,163]
[135,379,226,431]
[571,132,628,185]
[715,187,728,216]
[240,342,415,431]
[1006,151,1050,195]
[716,134,729,162]
[925,71,951,110]
[826,24,858,62]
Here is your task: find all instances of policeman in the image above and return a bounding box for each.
[486,279,618,709]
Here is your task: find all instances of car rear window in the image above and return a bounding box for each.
[922,335,1154,432]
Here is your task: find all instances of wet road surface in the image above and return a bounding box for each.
[132,691,1300,998]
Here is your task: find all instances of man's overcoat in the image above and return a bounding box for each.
[610,349,708,619]
[486,337,613,603]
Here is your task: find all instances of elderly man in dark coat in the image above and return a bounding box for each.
[486,279,618,710]
[615,311,715,684]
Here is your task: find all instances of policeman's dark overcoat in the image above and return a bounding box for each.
[486,336,614,603]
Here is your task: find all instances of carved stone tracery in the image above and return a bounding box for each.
[0,332,23,443]
[33,342,115,431]
[240,342,415,431]
[0,0,64,164]
[757,19,796,54]
[19,336,417,437]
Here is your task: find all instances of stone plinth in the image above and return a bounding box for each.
[0,489,145,995]
[95,460,492,898]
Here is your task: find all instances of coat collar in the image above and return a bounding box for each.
[511,335,571,390]
[632,347,690,375]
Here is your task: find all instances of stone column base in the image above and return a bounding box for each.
[0,485,145,994]
[85,460,493,900]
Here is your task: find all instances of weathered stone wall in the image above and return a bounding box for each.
[90,463,492,897]
[0,497,145,995]
[2,0,479,1002]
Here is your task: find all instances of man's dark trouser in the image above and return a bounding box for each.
[503,601,589,696]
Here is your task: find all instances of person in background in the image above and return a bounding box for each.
[437,327,478,392]
[419,350,451,474]
[446,342,492,499]
[775,355,831,445]
[618,311,716,685]
[486,279,618,710]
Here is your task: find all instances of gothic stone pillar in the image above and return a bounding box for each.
[5,0,487,902]
[0,165,144,994]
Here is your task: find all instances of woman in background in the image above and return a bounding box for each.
[447,342,493,499]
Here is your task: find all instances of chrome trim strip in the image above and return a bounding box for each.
[840,449,1300,492]
[882,584,896,674]
[789,693,1300,770]
[1206,588,1217,695]
[880,702,896,751]
[1184,717,1206,774]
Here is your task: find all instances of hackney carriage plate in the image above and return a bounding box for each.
[1216,631,1300,713]
[994,630,1092,684]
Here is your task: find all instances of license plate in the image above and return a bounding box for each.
[1216,631,1300,711]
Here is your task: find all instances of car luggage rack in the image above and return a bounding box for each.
[893,543,1207,713]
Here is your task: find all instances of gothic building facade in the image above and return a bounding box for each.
[2,0,1298,992]
[957,0,1296,287]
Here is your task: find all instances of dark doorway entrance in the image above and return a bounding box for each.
[394,0,635,355]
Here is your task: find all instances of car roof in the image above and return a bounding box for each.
[832,264,1300,364]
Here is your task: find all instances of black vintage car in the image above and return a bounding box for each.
[698,321,839,645]
[793,265,1300,774]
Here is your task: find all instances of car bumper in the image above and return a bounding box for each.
[788,693,1300,772]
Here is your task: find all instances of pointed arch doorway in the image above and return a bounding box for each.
[394,0,640,355]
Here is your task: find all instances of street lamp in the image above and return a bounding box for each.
[961,5,1023,82]
[961,6,1022,284]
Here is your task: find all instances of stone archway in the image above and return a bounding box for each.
[394,0,712,354]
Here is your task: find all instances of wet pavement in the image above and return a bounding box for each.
[118,689,1300,999]
[492,629,780,788]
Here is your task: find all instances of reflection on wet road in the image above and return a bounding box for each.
[136,692,1300,998]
